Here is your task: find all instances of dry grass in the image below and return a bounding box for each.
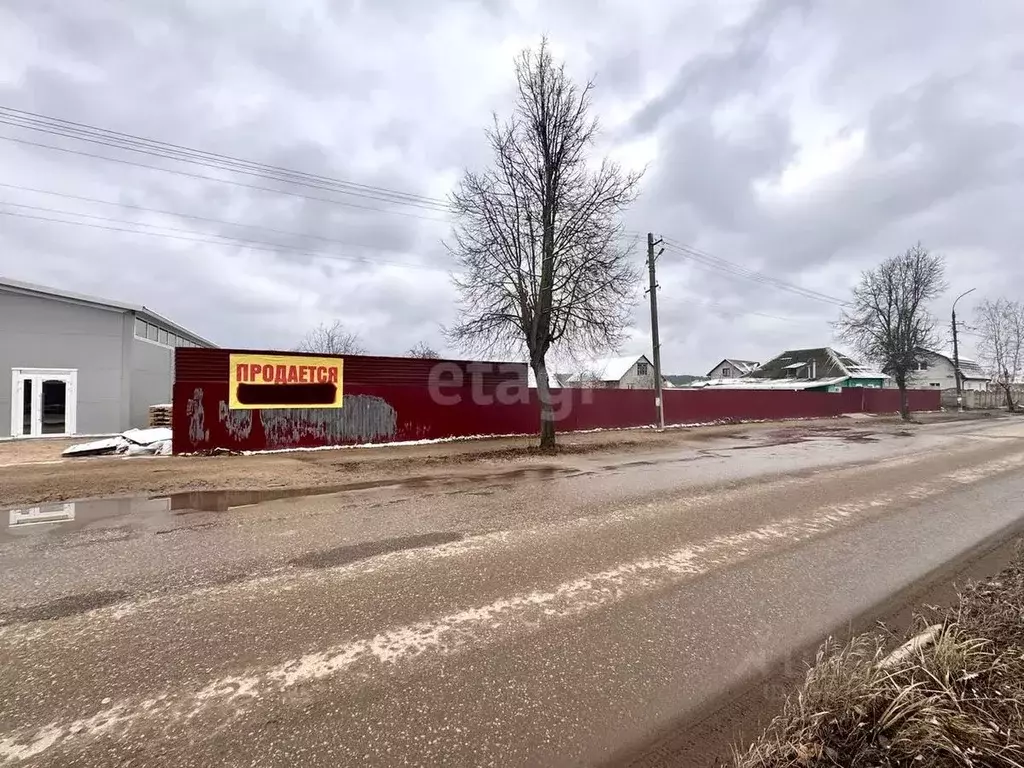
[735,547,1024,768]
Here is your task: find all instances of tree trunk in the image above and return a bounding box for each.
[899,385,910,422]
[532,358,557,451]
[1003,384,1015,412]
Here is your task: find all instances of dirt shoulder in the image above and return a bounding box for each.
[0,416,919,507]
[733,534,1024,767]
[606,523,1024,768]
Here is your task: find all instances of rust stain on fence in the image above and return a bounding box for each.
[259,394,397,449]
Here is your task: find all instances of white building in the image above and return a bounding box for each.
[706,358,759,379]
[527,354,656,389]
[912,349,989,391]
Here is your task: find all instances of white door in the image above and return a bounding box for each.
[10,369,78,437]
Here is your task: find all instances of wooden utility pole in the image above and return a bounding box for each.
[647,233,665,429]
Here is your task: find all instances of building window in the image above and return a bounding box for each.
[722,367,732,378]
[158,329,169,345]
[135,318,146,338]
[636,362,649,376]
[916,360,929,371]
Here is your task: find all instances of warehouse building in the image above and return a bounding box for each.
[1,276,215,438]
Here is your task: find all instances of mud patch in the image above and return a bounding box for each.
[0,589,129,626]
[289,532,464,569]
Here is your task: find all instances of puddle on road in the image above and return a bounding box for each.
[166,485,357,514]
[1,464,571,541]
[0,487,359,542]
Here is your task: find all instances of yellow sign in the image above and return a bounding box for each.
[228,354,344,410]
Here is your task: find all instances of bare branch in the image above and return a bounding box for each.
[976,297,1024,411]
[295,320,365,355]
[406,342,440,359]
[444,38,643,448]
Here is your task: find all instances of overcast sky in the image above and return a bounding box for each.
[1,0,1021,373]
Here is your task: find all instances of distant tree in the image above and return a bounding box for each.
[976,298,1024,411]
[836,243,946,421]
[407,342,440,359]
[295,320,365,355]
[446,39,642,450]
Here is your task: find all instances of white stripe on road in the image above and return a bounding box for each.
[3,451,1023,763]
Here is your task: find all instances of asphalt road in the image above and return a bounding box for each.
[2,417,1023,767]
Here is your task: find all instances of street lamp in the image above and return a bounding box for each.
[952,287,976,408]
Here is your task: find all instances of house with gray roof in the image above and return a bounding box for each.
[911,349,990,391]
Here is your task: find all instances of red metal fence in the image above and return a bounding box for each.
[172,348,941,454]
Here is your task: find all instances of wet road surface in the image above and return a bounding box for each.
[2,418,1024,766]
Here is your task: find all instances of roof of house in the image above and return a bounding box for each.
[0,275,216,347]
[920,349,989,379]
[748,347,887,380]
[707,358,760,377]
[566,354,650,383]
[663,374,705,387]
[692,376,848,391]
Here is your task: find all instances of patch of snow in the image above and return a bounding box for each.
[62,427,173,458]
[121,427,172,445]
[61,437,124,457]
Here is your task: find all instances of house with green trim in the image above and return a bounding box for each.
[747,348,888,390]
[692,347,888,392]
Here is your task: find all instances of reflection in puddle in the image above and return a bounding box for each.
[165,486,354,514]
[8,503,76,527]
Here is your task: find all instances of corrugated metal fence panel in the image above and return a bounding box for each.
[862,388,941,413]
[175,347,527,389]
[170,347,942,453]
[663,388,862,423]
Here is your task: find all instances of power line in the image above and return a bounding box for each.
[661,237,849,307]
[0,135,451,224]
[0,204,448,272]
[663,238,848,306]
[0,106,454,213]
[698,301,806,324]
[0,181,422,257]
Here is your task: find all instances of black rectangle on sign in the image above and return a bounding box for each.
[235,383,339,406]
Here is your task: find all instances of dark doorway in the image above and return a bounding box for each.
[41,379,67,435]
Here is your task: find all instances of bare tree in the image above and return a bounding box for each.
[836,243,946,421]
[407,341,440,359]
[295,320,365,355]
[445,39,642,450]
[976,298,1024,411]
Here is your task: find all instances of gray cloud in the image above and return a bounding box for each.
[1,0,1021,375]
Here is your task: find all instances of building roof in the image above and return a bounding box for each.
[920,349,989,379]
[567,354,650,383]
[748,347,887,381]
[663,374,705,388]
[692,376,848,391]
[0,275,216,347]
[706,358,759,377]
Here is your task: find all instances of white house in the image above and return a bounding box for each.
[912,349,989,391]
[522,355,654,389]
[706,358,759,379]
